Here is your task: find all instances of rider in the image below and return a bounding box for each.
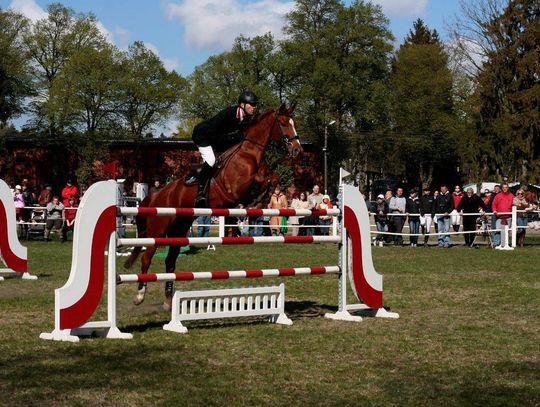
[191,90,259,207]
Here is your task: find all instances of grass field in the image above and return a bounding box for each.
[0,237,539,406]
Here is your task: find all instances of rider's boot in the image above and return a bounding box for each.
[194,162,213,208]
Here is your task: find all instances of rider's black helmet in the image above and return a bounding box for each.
[238,90,258,106]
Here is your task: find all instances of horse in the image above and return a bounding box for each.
[124,103,302,309]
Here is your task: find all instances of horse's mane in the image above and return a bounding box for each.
[244,108,275,130]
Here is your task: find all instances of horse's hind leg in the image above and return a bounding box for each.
[133,245,158,306]
[163,245,181,311]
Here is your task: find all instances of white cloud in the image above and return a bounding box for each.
[165,0,294,50]
[144,42,180,72]
[162,57,180,72]
[95,21,113,42]
[371,0,428,17]
[114,27,132,49]
[8,0,47,21]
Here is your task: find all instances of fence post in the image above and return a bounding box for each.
[511,206,517,248]
[218,216,225,237]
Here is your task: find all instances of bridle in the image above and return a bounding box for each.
[274,112,299,149]
[243,110,299,152]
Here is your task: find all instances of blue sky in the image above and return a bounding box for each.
[3,0,463,76]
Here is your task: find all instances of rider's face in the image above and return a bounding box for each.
[242,103,256,115]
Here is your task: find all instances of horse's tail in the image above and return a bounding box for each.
[123,196,150,270]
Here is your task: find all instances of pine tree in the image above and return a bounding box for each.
[390,19,457,187]
[475,0,540,182]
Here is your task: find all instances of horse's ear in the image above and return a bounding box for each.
[288,101,297,115]
[279,103,287,113]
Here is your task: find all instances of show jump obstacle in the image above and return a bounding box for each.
[41,169,398,342]
[0,180,37,281]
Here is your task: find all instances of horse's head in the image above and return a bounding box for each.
[273,102,303,159]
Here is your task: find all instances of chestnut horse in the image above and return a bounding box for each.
[124,103,302,308]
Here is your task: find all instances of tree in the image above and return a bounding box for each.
[23,3,107,135]
[48,45,124,134]
[283,0,394,191]
[475,0,540,182]
[119,41,187,139]
[0,10,32,127]
[389,19,457,187]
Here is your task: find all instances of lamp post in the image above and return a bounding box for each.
[323,120,336,194]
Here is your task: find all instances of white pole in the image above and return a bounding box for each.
[511,205,517,248]
[218,216,225,237]
[108,233,117,327]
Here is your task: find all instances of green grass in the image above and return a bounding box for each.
[0,237,539,406]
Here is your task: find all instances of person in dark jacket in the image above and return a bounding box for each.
[432,185,454,247]
[191,90,258,207]
[419,187,434,246]
[457,187,486,247]
[373,194,389,246]
[406,190,421,247]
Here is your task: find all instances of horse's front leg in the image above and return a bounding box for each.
[133,245,158,305]
[163,245,181,311]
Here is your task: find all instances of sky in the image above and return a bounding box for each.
[2,0,463,77]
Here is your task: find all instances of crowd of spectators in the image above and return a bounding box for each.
[9,178,80,242]
[196,184,336,238]
[372,180,539,249]
[10,176,539,249]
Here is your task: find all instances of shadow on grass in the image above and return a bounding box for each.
[119,300,337,334]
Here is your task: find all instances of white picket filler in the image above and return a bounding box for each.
[41,169,398,342]
[163,283,292,333]
[0,179,36,281]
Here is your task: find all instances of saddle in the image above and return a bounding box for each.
[184,143,241,187]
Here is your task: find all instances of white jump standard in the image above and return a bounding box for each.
[0,179,37,281]
[41,169,398,342]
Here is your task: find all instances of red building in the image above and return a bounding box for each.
[0,136,323,197]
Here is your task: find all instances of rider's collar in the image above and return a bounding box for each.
[236,106,245,122]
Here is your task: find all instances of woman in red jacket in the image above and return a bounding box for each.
[61,179,78,207]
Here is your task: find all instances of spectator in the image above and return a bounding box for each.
[373,194,389,247]
[269,185,287,236]
[384,189,394,243]
[44,196,64,241]
[457,188,486,248]
[248,202,265,237]
[420,187,434,247]
[492,182,514,248]
[513,189,531,247]
[318,194,333,235]
[290,191,309,236]
[432,185,453,248]
[488,185,501,246]
[197,215,211,238]
[482,189,491,208]
[306,185,324,235]
[406,190,421,247]
[149,179,163,195]
[37,185,53,206]
[451,185,464,232]
[61,179,78,207]
[61,196,78,242]
[389,187,406,246]
[13,185,25,221]
[433,190,440,233]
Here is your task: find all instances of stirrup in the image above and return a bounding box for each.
[195,196,207,208]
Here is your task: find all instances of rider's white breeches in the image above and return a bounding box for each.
[199,145,216,167]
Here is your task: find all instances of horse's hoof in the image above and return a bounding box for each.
[163,296,172,311]
[133,293,145,306]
